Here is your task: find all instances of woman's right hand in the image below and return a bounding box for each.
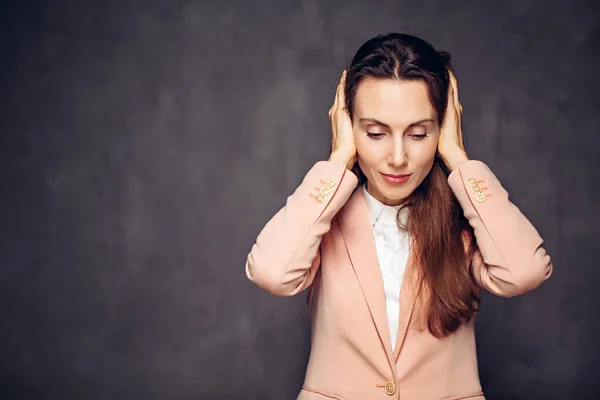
[328,70,357,170]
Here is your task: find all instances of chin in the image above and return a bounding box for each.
[384,190,410,204]
[376,185,412,204]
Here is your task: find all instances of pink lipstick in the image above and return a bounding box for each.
[381,173,412,185]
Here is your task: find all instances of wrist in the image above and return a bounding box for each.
[441,147,469,171]
[328,150,356,170]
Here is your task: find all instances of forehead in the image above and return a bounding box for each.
[353,78,436,124]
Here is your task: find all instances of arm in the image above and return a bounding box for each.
[245,161,358,296]
[448,160,553,297]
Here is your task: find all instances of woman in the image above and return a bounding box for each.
[245,33,552,400]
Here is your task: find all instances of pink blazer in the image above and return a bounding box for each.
[246,160,552,400]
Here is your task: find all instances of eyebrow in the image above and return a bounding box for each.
[359,117,435,129]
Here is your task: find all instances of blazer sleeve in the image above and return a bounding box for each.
[448,160,553,297]
[245,161,358,296]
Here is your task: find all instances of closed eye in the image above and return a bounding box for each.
[366,133,385,139]
[411,134,428,140]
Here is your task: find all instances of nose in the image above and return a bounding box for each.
[388,135,407,167]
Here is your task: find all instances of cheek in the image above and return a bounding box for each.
[408,138,438,166]
[354,135,382,167]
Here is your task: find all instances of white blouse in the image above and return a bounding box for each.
[362,185,411,351]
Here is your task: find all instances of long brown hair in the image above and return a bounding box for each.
[345,33,480,337]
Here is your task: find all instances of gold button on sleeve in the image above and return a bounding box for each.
[326,179,336,188]
[472,185,482,193]
[475,193,486,203]
[315,194,325,204]
[467,177,477,186]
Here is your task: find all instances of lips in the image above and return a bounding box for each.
[381,172,412,185]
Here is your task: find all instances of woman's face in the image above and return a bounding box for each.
[352,77,440,206]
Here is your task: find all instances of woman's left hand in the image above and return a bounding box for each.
[438,70,470,171]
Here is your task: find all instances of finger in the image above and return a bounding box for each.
[446,80,455,111]
[449,70,460,114]
[448,69,457,93]
[337,70,347,110]
[449,71,465,146]
[332,85,338,112]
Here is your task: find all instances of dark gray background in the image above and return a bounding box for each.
[1,0,599,399]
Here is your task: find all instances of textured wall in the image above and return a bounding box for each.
[1,0,599,399]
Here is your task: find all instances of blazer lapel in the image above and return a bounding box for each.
[338,189,394,359]
[338,188,426,365]
[393,255,423,362]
